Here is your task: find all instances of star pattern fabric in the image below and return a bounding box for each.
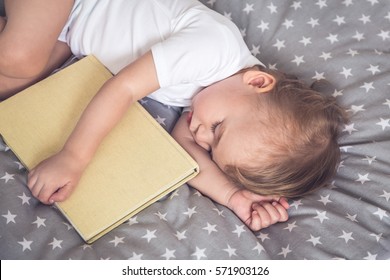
[0,0,389,259]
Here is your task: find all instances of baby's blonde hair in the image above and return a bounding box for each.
[224,67,348,198]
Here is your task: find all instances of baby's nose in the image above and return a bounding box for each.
[194,125,213,151]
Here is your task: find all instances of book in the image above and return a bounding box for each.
[0,56,199,243]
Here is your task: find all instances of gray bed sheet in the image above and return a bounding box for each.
[0,0,389,259]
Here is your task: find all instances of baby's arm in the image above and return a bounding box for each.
[171,112,289,231]
[27,51,159,204]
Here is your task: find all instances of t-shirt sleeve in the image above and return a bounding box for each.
[151,17,259,88]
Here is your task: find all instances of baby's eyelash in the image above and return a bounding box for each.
[211,122,221,132]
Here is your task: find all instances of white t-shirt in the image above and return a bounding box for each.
[59,0,263,107]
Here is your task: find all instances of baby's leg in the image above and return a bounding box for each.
[0,0,73,99]
[0,41,72,100]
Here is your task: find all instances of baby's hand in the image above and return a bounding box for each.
[27,150,85,205]
[227,189,289,231]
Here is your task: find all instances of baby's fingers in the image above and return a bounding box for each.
[246,211,262,231]
[272,201,289,222]
[49,183,73,203]
[252,204,272,229]
[278,197,290,210]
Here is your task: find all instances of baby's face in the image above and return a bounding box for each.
[187,73,262,169]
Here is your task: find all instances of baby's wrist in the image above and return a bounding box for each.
[225,186,240,210]
[60,147,90,169]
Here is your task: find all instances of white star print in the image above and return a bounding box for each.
[14,161,24,170]
[174,230,187,240]
[1,172,15,183]
[82,244,92,250]
[333,15,345,25]
[267,3,278,14]
[346,213,358,222]
[347,104,365,114]
[307,235,322,246]
[273,39,286,51]
[373,208,388,220]
[18,238,33,252]
[292,55,305,66]
[332,89,344,97]
[383,99,390,109]
[318,195,332,206]
[290,199,303,210]
[282,19,294,29]
[307,18,319,28]
[352,31,365,41]
[183,206,197,218]
[250,44,260,56]
[242,3,254,14]
[169,189,180,200]
[326,33,339,44]
[362,155,376,165]
[314,210,329,223]
[299,36,312,46]
[252,242,265,255]
[364,252,377,260]
[376,118,390,130]
[291,1,302,10]
[191,247,207,260]
[212,208,225,217]
[342,0,353,7]
[370,233,382,242]
[366,64,380,75]
[109,236,125,247]
[379,190,390,202]
[126,216,138,226]
[284,221,298,232]
[161,248,176,260]
[203,223,217,235]
[386,11,390,21]
[223,12,232,20]
[312,71,325,80]
[155,115,166,126]
[48,238,63,249]
[316,0,327,9]
[268,63,278,70]
[18,192,31,205]
[257,232,270,242]
[154,211,168,221]
[128,252,143,260]
[367,0,379,6]
[142,229,157,243]
[32,216,46,228]
[339,67,353,79]
[347,49,359,56]
[338,231,354,243]
[356,173,371,184]
[257,20,269,32]
[223,244,237,257]
[319,52,332,61]
[360,82,375,93]
[343,123,358,135]
[359,14,371,24]
[232,224,246,238]
[2,210,17,224]
[377,30,390,41]
[278,244,292,258]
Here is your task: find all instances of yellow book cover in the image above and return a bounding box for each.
[0,56,198,243]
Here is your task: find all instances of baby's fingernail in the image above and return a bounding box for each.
[272,201,277,206]
[49,199,54,204]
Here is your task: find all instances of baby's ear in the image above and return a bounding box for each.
[243,70,276,93]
